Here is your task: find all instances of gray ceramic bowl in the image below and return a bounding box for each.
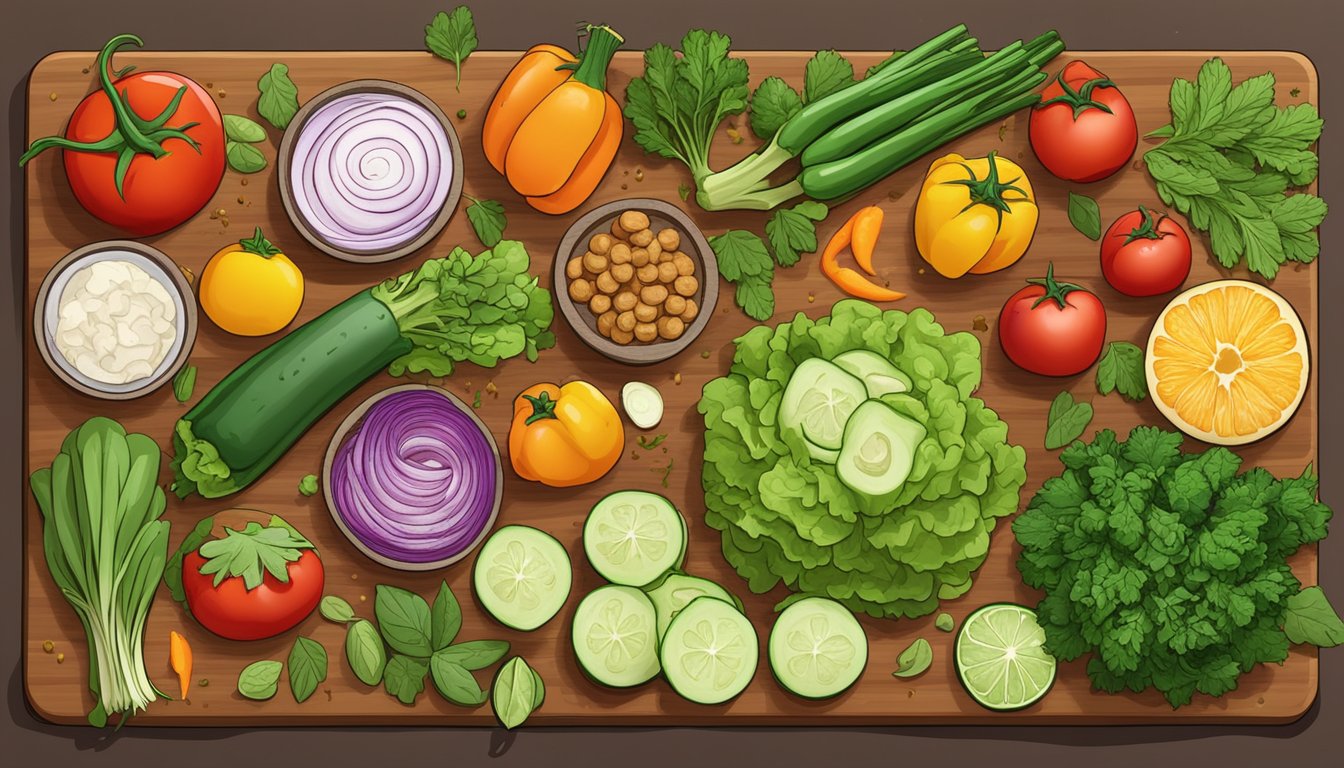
[34,240,197,400]
[554,198,719,365]
[278,80,464,263]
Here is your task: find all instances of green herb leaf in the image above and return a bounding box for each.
[934,613,954,633]
[736,275,775,321]
[298,474,319,496]
[678,182,691,201]
[709,230,772,282]
[382,654,429,705]
[492,657,541,729]
[749,77,803,140]
[1284,586,1344,647]
[1068,192,1102,240]
[1096,342,1147,401]
[345,620,388,686]
[637,433,668,450]
[320,595,356,624]
[225,141,267,174]
[164,514,217,605]
[237,660,283,701]
[256,63,299,130]
[374,585,433,657]
[433,639,510,670]
[197,520,315,590]
[892,638,932,678]
[223,114,267,143]
[465,197,507,248]
[1044,391,1094,450]
[425,6,478,92]
[287,637,328,703]
[650,458,674,488]
[804,50,856,103]
[765,200,828,267]
[172,364,197,404]
[430,654,488,706]
[430,580,463,652]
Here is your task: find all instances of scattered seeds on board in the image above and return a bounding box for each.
[673,373,682,385]
[972,315,988,332]
[240,177,249,186]
[700,350,710,359]
[621,183,628,190]
[81,67,90,74]
[56,653,66,664]
[42,640,54,653]
[808,293,815,303]
[49,92,58,101]
[359,594,367,602]
[485,381,498,397]
[199,678,209,687]
[634,168,644,182]
[217,89,227,99]
[457,109,467,119]
[918,267,925,275]
[351,573,358,580]
[726,127,743,144]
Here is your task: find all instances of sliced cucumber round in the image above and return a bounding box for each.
[572,585,661,688]
[778,358,867,450]
[646,573,741,640]
[660,596,758,705]
[583,491,686,588]
[768,596,867,699]
[473,525,572,632]
[955,603,1057,711]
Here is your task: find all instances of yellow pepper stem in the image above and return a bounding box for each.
[523,391,560,424]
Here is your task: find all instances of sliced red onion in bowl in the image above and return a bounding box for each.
[289,91,453,254]
[327,387,500,568]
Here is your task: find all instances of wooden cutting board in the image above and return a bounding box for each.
[23,49,1319,725]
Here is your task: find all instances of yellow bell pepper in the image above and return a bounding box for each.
[914,151,1038,278]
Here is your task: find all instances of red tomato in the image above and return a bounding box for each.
[1100,206,1192,297]
[1029,60,1137,183]
[22,35,224,236]
[182,549,324,641]
[998,264,1107,377]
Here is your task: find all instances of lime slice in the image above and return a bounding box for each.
[954,603,1057,711]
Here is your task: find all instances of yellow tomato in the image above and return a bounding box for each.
[509,381,624,487]
[914,152,1038,278]
[200,228,304,336]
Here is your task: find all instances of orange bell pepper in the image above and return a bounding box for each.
[483,24,624,213]
[509,381,624,487]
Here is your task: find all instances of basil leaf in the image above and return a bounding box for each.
[892,638,932,678]
[287,636,328,703]
[430,581,463,651]
[172,364,197,404]
[257,62,300,130]
[1068,191,1102,240]
[1044,391,1094,450]
[434,640,510,670]
[226,141,267,174]
[465,197,507,248]
[375,584,433,657]
[430,654,487,706]
[345,619,387,686]
[223,114,267,143]
[491,657,540,729]
[1284,586,1344,647]
[320,595,356,624]
[383,654,429,705]
[237,659,283,700]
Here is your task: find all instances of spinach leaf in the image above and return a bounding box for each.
[1068,192,1102,240]
[1044,391,1094,450]
[430,580,463,651]
[434,640,510,670]
[375,584,433,657]
[1284,586,1344,647]
[237,660,283,701]
[287,637,328,703]
[257,63,299,130]
[430,654,488,706]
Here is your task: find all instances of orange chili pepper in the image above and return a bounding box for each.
[169,630,192,700]
[828,266,907,302]
[849,206,884,276]
[820,215,855,275]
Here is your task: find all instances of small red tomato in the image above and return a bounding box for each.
[1100,206,1192,297]
[181,524,324,641]
[1029,60,1137,183]
[998,264,1107,377]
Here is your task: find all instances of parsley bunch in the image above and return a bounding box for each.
[1014,426,1332,708]
[1144,58,1326,279]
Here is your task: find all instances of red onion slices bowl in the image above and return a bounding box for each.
[279,80,463,263]
[322,384,501,570]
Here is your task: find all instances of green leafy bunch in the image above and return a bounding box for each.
[1144,58,1326,279]
[1014,426,1332,707]
[699,300,1027,620]
[371,240,556,377]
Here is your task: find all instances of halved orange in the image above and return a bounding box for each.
[1145,280,1309,446]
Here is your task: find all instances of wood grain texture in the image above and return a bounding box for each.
[23,49,1319,726]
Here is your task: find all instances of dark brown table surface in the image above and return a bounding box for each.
[3,0,1341,765]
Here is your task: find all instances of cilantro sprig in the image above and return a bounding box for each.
[1144,58,1326,279]
[425,6,479,91]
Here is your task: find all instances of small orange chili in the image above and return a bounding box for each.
[821,207,904,302]
[849,206,884,276]
[169,630,192,700]
[828,266,907,302]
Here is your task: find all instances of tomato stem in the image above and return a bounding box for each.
[523,391,560,425]
[18,34,204,200]
[1122,205,1172,244]
[940,151,1031,232]
[1026,263,1084,310]
[238,227,282,258]
[1036,70,1116,120]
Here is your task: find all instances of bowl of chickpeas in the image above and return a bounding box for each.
[554,199,719,365]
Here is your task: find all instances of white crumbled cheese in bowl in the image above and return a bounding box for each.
[54,259,178,385]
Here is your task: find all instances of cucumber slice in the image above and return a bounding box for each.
[583,491,686,587]
[778,359,867,450]
[572,585,661,688]
[646,573,741,639]
[954,603,1057,711]
[832,349,912,398]
[473,525,572,632]
[836,400,925,496]
[660,596,758,705]
[621,382,664,429]
[767,597,867,699]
